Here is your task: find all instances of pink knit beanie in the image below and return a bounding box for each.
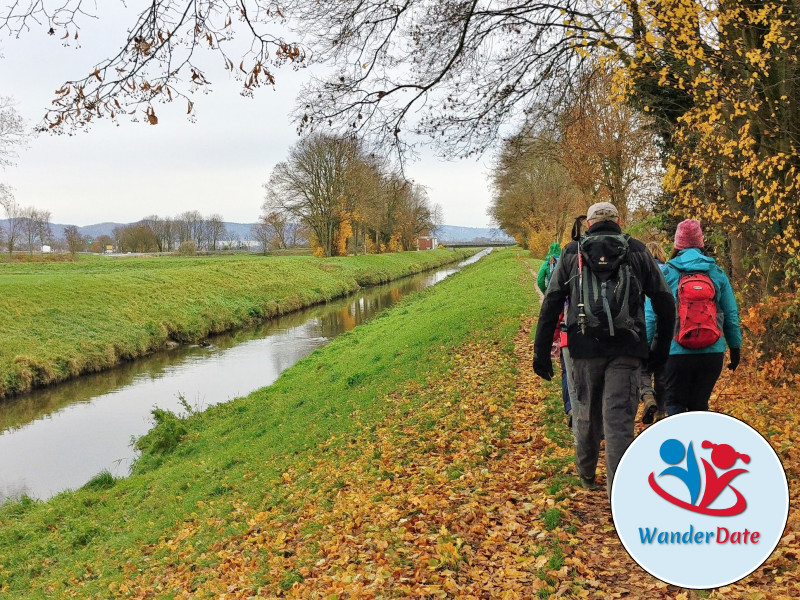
[674,219,704,250]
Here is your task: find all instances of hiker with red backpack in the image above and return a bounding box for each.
[533,202,676,497]
[644,219,742,415]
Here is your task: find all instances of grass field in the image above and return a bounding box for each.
[0,248,535,598]
[0,250,471,398]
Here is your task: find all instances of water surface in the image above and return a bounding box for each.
[0,250,489,501]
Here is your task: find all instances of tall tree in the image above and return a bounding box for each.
[0,97,28,247]
[490,135,584,252]
[113,223,159,253]
[63,225,85,256]
[0,1,635,152]
[557,66,662,222]
[253,208,292,251]
[250,221,272,255]
[20,207,51,252]
[0,195,23,253]
[174,210,205,247]
[628,0,800,289]
[206,214,227,251]
[0,96,26,169]
[265,134,366,257]
[141,215,175,252]
[0,2,303,131]
[7,1,800,290]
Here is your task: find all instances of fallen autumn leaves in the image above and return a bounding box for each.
[112,299,798,597]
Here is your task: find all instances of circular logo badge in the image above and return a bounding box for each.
[611,412,789,589]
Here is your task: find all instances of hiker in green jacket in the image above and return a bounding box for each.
[537,242,562,294]
[537,240,572,427]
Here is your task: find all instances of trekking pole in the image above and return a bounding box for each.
[577,240,587,335]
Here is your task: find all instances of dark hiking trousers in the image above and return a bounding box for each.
[560,352,572,415]
[639,365,667,412]
[663,352,725,415]
[571,355,641,498]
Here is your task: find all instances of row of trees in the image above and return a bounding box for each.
[262,134,441,257]
[0,95,32,253]
[10,212,245,256]
[626,1,800,290]
[0,196,53,253]
[482,2,799,292]
[113,212,230,253]
[489,67,661,256]
[62,226,113,255]
[4,1,797,288]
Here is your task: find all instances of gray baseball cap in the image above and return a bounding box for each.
[587,201,619,222]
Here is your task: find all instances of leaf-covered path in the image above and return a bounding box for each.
[78,254,797,599]
[112,308,795,598]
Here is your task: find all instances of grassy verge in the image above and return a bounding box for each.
[0,248,534,598]
[0,249,471,398]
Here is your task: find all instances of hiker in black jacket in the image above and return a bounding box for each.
[532,202,675,498]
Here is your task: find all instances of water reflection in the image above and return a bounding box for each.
[0,250,489,501]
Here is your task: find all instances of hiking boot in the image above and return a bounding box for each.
[580,477,599,491]
[642,394,658,425]
[566,409,573,429]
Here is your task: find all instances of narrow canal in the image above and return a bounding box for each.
[0,250,490,502]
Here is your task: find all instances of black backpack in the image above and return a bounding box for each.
[576,233,640,341]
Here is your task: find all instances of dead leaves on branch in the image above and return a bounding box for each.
[36,10,305,132]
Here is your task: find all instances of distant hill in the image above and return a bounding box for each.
[71,222,127,239]
[0,221,254,241]
[220,222,256,240]
[436,225,514,243]
[3,220,513,244]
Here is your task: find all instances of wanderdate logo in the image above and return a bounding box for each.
[611,412,789,589]
[648,438,749,516]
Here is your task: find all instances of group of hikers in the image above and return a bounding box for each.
[532,202,742,498]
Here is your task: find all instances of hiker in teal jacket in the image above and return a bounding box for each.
[644,220,742,415]
[537,242,562,294]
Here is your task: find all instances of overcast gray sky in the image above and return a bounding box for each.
[0,4,495,228]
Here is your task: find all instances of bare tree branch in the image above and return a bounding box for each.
[1,1,638,157]
[1,1,304,130]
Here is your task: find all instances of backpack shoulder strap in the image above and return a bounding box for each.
[664,262,685,279]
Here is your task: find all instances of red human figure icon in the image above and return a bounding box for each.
[698,441,750,513]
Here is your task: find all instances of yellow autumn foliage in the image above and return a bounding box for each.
[623,0,800,286]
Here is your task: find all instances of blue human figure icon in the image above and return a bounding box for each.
[659,438,701,505]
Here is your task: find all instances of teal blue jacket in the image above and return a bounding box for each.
[645,248,742,354]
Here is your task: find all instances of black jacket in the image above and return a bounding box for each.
[534,221,675,361]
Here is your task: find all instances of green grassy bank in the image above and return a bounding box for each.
[0,250,471,398]
[0,248,535,598]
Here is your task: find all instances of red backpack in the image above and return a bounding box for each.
[672,270,722,349]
